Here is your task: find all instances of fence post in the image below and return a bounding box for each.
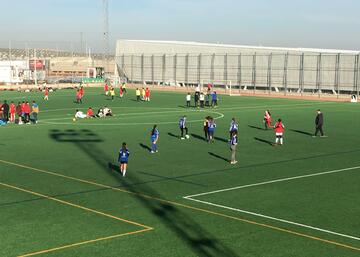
[356,54,360,98]
[283,52,289,95]
[299,53,304,96]
[335,54,340,98]
[185,54,189,89]
[316,53,322,98]
[151,55,154,86]
[141,54,144,84]
[210,53,215,84]
[267,53,272,94]
[224,53,228,90]
[237,53,242,94]
[130,55,134,85]
[252,52,257,94]
[162,54,166,85]
[174,54,177,86]
[197,54,202,86]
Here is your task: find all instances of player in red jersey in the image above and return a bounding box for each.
[104,83,109,96]
[145,88,150,101]
[264,110,272,130]
[273,118,285,146]
[44,87,49,101]
[119,86,124,98]
[76,90,83,104]
[9,101,16,123]
[79,85,85,98]
[86,107,95,118]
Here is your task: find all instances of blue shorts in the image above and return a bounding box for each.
[118,159,128,164]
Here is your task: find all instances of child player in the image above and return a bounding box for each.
[150,125,159,153]
[145,88,150,101]
[264,110,272,130]
[229,118,238,141]
[44,87,49,101]
[186,93,191,107]
[274,118,285,146]
[9,101,15,123]
[179,116,189,140]
[118,142,130,177]
[104,83,109,96]
[208,117,216,142]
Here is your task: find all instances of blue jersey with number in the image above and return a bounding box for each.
[118,148,130,162]
[208,121,216,132]
[229,121,238,132]
[151,128,159,142]
[179,118,186,128]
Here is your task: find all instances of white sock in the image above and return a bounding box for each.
[123,170,126,176]
[276,138,279,144]
[280,138,283,145]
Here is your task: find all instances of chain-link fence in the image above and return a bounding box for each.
[116,53,360,97]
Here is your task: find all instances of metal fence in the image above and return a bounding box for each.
[116,53,360,96]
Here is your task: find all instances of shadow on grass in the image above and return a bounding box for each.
[167,132,179,139]
[139,143,152,152]
[248,125,266,131]
[191,133,206,142]
[254,137,274,146]
[49,129,238,257]
[209,152,230,163]
[214,136,228,143]
[290,129,313,136]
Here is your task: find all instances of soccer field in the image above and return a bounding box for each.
[1,88,359,257]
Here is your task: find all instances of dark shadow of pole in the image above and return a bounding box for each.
[214,136,228,143]
[167,132,179,139]
[248,125,266,131]
[139,143,152,152]
[254,137,274,146]
[49,129,239,257]
[208,152,230,163]
[290,129,313,136]
[190,133,207,142]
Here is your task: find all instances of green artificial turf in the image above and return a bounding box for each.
[0,88,359,257]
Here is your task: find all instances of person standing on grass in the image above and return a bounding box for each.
[24,101,31,124]
[119,86,124,98]
[145,87,150,101]
[194,91,200,108]
[16,102,22,124]
[76,89,83,104]
[199,92,205,108]
[313,109,326,137]
[230,131,238,165]
[186,93,191,107]
[274,118,285,146]
[44,87,49,101]
[203,116,210,141]
[179,116,189,140]
[141,88,146,101]
[136,88,141,101]
[31,101,39,124]
[110,87,115,101]
[205,91,210,107]
[264,110,272,130]
[122,82,127,93]
[2,100,9,122]
[229,118,238,141]
[104,83,109,96]
[9,101,15,123]
[208,117,216,142]
[118,142,130,177]
[150,125,159,153]
[211,91,218,107]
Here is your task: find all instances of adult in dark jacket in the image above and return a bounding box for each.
[2,100,9,122]
[313,109,325,137]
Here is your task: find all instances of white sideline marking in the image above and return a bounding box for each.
[186,197,360,241]
[184,166,360,241]
[184,166,360,199]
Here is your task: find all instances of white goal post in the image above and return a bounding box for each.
[200,80,240,95]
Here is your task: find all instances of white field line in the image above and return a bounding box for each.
[184,166,360,241]
[185,197,360,241]
[184,166,360,199]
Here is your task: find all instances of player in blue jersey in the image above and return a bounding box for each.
[211,91,218,107]
[207,117,216,142]
[179,116,189,140]
[230,131,238,164]
[118,142,130,177]
[150,125,159,153]
[229,118,238,141]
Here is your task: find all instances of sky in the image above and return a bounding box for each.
[0,0,359,53]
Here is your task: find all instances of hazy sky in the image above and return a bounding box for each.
[0,0,359,53]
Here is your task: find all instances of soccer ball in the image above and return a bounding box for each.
[72,118,76,122]
[185,135,190,139]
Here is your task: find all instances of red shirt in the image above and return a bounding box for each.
[87,109,94,117]
[274,122,284,133]
[104,84,109,91]
[10,104,15,114]
[44,88,49,96]
[145,89,150,97]
[76,91,82,99]
[80,87,84,96]
[24,104,31,114]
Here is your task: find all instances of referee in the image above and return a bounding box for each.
[313,109,326,137]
